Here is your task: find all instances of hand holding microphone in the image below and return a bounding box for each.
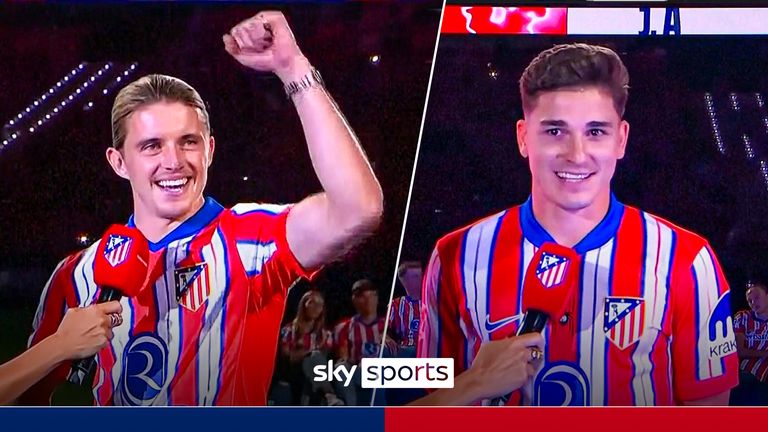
[67,225,149,386]
[407,332,544,407]
[410,243,580,406]
[463,333,545,403]
[55,301,124,360]
[490,242,580,405]
[0,301,124,405]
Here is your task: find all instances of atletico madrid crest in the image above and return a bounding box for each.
[104,234,132,267]
[174,263,211,312]
[536,252,569,288]
[604,297,645,350]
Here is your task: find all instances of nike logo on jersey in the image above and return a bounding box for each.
[484,313,523,333]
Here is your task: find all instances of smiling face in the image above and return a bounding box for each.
[517,86,628,214]
[107,101,214,225]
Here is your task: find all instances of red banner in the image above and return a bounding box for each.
[441,6,568,35]
[387,407,768,432]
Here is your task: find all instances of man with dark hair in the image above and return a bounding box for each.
[416,43,737,406]
[23,11,382,406]
[334,279,387,405]
[337,280,386,366]
[732,281,768,405]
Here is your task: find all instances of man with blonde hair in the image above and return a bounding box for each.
[23,11,382,406]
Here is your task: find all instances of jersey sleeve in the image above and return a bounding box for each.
[228,203,317,309]
[670,243,738,403]
[733,310,749,334]
[19,253,83,405]
[417,245,467,376]
[388,297,400,340]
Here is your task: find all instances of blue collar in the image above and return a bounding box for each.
[519,194,624,255]
[127,197,225,252]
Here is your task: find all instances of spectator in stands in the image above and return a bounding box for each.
[382,261,425,405]
[732,281,768,405]
[278,290,344,406]
[387,261,422,357]
[334,279,389,405]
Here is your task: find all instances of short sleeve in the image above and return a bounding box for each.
[670,244,739,402]
[733,310,749,334]
[228,203,318,308]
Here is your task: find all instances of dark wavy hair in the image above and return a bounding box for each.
[520,43,630,117]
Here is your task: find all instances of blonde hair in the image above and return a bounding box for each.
[292,290,326,346]
[111,74,210,150]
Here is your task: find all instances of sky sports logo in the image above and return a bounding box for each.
[313,358,454,388]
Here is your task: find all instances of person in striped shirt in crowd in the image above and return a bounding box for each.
[278,289,343,406]
[414,43,737,406]
[383,261,426,405]
[387,261,422,356]
[333,279,390,405]
[732,281,768,405]
[21,11,382,406]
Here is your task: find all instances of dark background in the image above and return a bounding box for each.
[400,35,768,314]
[449,1,768,5]
[0,1,440,402]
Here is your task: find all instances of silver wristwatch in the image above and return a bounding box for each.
[283,67,325,99]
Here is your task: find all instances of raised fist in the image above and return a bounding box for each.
[223,11,311,83]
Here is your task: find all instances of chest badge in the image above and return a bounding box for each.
[604,297,645,350]
[174,263,211,312]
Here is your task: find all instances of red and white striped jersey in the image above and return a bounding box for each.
[418,196,738,405]
[733,309,768,381]
[24,198,312,406]
[280,324,333,353]
[334,315,385,365]
[388,296,420,347]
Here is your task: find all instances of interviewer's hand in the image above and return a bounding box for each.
[409,332,544,406]
[461,332,544,402]
[53,302,123,360]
